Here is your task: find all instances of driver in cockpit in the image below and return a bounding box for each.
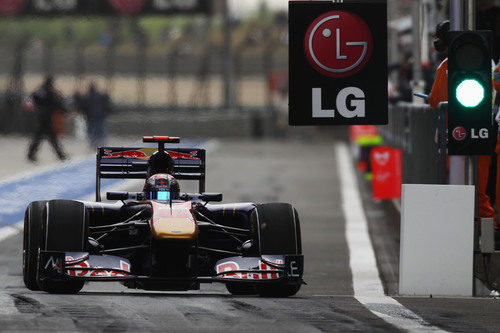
[144,173,180,201]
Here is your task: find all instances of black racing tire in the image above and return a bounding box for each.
[225,283,257,295]
[23,200,48,291]
[256,283,301,298]
[38,200,88,294]
[255,203,301,255]
[253,203,302,297]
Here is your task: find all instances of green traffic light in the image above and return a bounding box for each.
[456,79,485,107]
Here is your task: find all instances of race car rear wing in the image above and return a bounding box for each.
[96,145,206,201]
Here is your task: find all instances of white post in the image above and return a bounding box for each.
[449,155,467,184]
[400,184,475,296]
[411,0,425,104]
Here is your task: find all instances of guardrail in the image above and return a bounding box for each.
[107,106,280,138]
[379,102,499,185]
[378,102,441,184]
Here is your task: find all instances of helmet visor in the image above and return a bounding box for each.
[151,190,170,201]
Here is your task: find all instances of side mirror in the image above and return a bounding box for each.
[106,192,129,201]
[199,193,223,202]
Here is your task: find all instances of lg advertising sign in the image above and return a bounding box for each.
[289,1,387,126]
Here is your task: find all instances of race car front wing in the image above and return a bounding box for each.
[38,251,304,285]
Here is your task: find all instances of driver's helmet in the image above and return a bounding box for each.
[144,173,180,201]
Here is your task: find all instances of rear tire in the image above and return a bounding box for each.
[254,203,302,297]
[23,201,47,291]
[38,200,88,294]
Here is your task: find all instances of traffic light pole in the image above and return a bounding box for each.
[448,0,467,185]
[465,1,479,225]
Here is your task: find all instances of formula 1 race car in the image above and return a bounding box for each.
[23,136,303,296]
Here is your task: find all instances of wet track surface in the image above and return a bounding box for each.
[2,138,500,332]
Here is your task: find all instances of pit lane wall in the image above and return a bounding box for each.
[375,103,473,296]
[376,102,500,295]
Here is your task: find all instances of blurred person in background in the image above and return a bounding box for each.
[428,21,450,109]
[77,82,111,149]
[26,76,68,162]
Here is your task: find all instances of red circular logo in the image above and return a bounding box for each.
[452,126,467,141]
[108,0,146,14]
[304,11,373,78]
[0,0,26,15]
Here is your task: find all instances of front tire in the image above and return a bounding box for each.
[23,200,47,291]
[226,283,257,295]
[254,203,302,297]
[38,200,88,294]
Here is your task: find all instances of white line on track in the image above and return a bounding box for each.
[0,227,18,242]
[0,154,94,187]
[336,143,447,332]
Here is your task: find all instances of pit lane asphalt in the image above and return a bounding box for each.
[1,136,500,332]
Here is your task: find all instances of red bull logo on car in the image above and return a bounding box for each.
[167,150,199,160]
[103,149,148,159]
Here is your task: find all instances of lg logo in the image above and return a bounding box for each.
[452,126,467,141]
[305,11,372,119]
[312,87,365,118]
[472,128,489,139]
[452,126,489,141]
[304,10,372,78]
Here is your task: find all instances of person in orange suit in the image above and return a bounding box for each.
[493,63,500,230]
[494,63,500,93]
[429,21,496,221]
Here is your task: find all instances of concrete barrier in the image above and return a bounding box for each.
[399,184,475,296]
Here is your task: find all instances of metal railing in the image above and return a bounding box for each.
[380,102,499,185]
[378,102,441,184]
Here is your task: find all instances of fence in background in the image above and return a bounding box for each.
[0,14,290,136]
[0,16,288,109]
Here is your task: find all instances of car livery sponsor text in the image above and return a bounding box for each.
[65,256,130,277]
[216,259,283,280]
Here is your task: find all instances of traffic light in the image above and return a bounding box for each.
[448,30,493,155]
